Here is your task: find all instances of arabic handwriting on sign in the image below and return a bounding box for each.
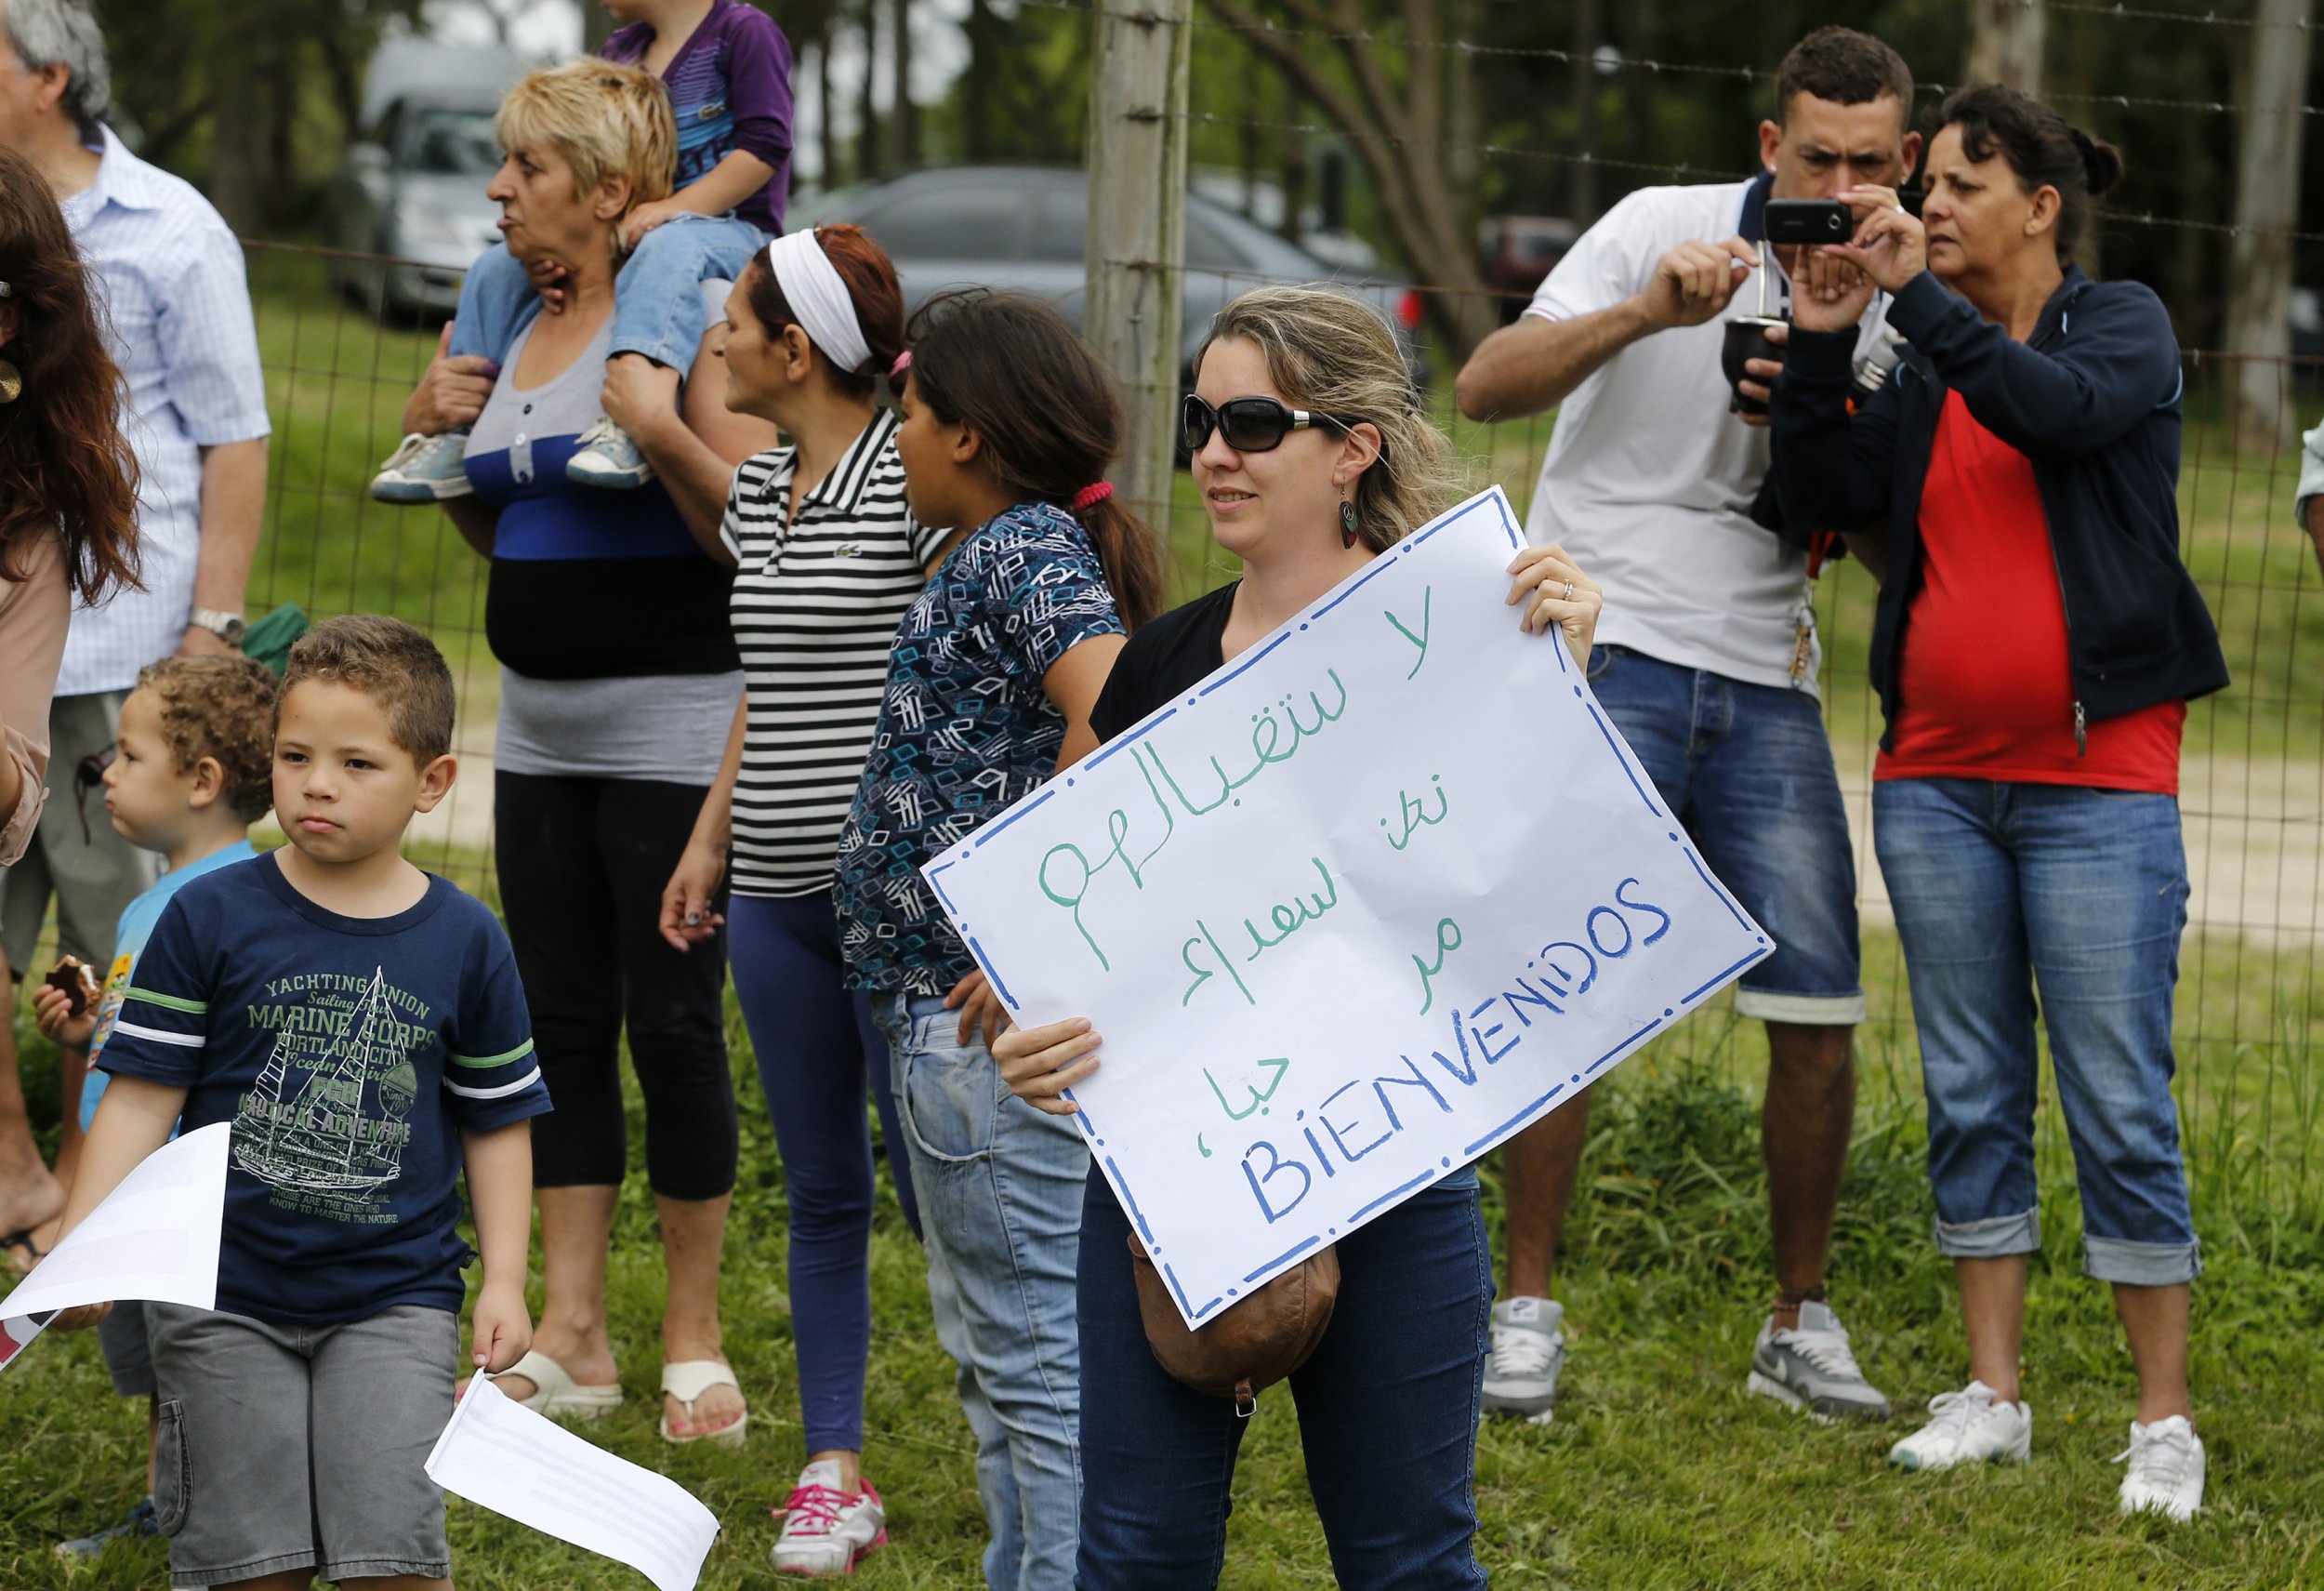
[1412,916,1463,1015]
[1242,858,1340,961]
[1139,668,1351,818]
[1385,586,1433,681]
[1203,1056,1291,1122]
[1037,754,1180,971]
[1181,918,1257,1008]
[1380,775,1449,852]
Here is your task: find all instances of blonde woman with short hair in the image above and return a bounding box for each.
[396,58,777,1447]
[994,285,1604,1587]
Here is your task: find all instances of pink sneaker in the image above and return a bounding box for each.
[771,1460,886,1577]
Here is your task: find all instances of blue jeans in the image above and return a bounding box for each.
[876,992,1087,1591]
[1873,778,2200,1285]
[1585,645,1863,1023]
[730,893,920,1454]
[1076,1169,1491,1590]
[448,214,768,371]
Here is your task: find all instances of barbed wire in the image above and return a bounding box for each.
[1176,110,2324,242]
[1021,0,2324,114]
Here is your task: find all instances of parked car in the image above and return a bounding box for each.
[789,165,1429,386]
[326,43,520,320]
[1480,215,1578,324]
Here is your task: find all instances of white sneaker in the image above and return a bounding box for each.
[565,413,655,488]
[2116,1415,2205,1521]
[1747,1300,1893,1422]
[771,1460,886,1577]
[370,431,473,501]
[1481,1296,1565,1425]
[1887,1380,2033,1472]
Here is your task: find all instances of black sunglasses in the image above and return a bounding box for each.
[73,744,115,843]
[1182,393,1358,455]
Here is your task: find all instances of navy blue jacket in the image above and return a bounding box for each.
[1771,266,2228,751]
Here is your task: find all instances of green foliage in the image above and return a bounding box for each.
[6,996,2320,1587]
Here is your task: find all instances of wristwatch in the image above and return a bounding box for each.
[188,606,248,647]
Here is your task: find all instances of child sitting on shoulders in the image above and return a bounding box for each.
[50,617,548,1591]
[373,0,794,502]
[32,654,278,1559]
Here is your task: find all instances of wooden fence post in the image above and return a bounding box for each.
[1085,0,1193,539]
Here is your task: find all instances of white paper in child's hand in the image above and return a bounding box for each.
[0,1121,228,1330]
[428,1372,720,1591]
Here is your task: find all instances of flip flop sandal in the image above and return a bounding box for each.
[490,1350,624,1420]
[2,1229,48,1276]
[660,1359,747,1446]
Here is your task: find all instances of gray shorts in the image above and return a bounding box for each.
[96,1299,153,1398]
[146,1303,457,1587]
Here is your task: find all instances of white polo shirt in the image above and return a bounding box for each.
[1520,174,1887,695]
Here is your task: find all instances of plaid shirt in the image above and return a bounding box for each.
[56,125,270,696]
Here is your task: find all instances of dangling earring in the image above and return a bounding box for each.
[1339,484,1359,550]
[0,356,20,404]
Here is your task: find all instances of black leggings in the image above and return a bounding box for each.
[495,772,736,1200]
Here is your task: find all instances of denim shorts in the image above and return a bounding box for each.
[1586,645,1863,1023]
[1874,778,2200,1285]
[146,1303,457,1586]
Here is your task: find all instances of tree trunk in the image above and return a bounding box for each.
[2226,0,2313,456]
[1200,0,1495,356]
[965,0,997,161]
[857,0,882,180]
[1569,0,1601,222]
[886,0,914,171]
[1086,0,1193,536]
[815,22,840,187]
[1965,0,2045,94]
[207,33,264,233]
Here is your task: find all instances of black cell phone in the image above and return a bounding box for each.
[1763,200,1852,245]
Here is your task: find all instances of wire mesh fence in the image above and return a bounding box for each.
[240,239,2324,1232]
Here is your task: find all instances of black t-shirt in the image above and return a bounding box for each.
[1090,581,1240,743]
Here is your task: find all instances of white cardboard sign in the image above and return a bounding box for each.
[922,488,1772,1327]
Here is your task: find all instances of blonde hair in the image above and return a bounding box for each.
[1196,286,1461,552]
[495,60,676,216]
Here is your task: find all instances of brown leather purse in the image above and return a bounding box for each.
[1126,1232,1340,1415]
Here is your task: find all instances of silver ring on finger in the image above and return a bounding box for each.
[1562,580,1575,603]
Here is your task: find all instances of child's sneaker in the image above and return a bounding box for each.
[1747,1300,1892,1422]
[1888,1379,2033,1471]
[1481,1296,1565,1425]
[2115,1414,2204,1521]
[371,431,473,501]
[771,1460,885,1577]
[55,1494,159,1558]
[566,415,655,488]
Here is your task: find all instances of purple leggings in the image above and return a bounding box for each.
[728,890,920,1453]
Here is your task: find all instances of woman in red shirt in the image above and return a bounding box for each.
[1769,86,2228,1521]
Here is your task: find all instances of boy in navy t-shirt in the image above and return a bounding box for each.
[52,617,548,1589]
[372,0,796,503]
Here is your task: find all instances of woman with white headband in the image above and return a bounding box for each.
[658,223,936,1577]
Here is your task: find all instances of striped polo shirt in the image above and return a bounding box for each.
[720,410,943,897]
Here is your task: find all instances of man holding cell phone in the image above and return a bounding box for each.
[1453,26,1918,1432]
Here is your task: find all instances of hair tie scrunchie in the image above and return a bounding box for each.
[889,350,912,380]
[1071,482,1114,510]
[763,228,873,374]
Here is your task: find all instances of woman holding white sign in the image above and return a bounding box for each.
[995,285,1601,1589]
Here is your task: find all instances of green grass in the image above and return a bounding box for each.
[6,245,2313,1587]
[4,921,2319,1588]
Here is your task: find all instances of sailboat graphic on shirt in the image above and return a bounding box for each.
[232,968,418,1197]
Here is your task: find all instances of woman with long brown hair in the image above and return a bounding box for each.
[0,139,140,864]
[830,289,1164,1591]
[0,139,139,1271]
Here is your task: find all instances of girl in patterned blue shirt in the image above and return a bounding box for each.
[832,291,1163,1591]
